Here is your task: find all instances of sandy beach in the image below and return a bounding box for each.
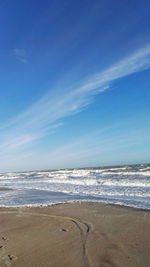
[0,202,150,267]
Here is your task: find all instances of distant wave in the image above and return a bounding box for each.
[0,164,150,209]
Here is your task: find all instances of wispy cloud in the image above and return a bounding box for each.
[1,45,150,163]
[75,44,150,94]
[0,122,63,157]
[8,121,149,171]
[0,134,37,152]
[13,48,28,64]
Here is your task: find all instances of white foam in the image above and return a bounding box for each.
[0,165,150,209]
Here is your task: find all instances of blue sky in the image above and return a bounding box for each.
[0,0,150,172]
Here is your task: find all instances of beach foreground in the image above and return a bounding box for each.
[0,203,150,267]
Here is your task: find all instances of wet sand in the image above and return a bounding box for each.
[0,188,13,191]
[0,202,150,267]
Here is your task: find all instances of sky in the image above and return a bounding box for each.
[0,0,150,172]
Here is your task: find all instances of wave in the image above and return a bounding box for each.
[0,164,150,209]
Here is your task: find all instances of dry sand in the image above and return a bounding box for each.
[0,202,150,267]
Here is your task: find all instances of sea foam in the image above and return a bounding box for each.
[0,164,150,209]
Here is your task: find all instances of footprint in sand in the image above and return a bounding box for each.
[60,228,69,232]
[0,246,10,267]
[2,236,8,241]
[8,254,18,261]
[0,240,17,266]
[0,251,18,266]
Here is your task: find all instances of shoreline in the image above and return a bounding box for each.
[0,187,13,191]
[0,200,149,212]
[0,202,150,266]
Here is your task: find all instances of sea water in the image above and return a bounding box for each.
[0,164,150,209]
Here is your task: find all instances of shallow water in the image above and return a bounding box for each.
[0,164,150,209]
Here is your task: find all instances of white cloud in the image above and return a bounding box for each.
[13,48,28,63]
[0,134,38,154]
[1,44,150,163]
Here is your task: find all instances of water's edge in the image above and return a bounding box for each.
[0,164,150,209]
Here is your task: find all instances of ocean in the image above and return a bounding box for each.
[0,164,150,209]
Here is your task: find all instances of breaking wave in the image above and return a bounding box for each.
[0,164,150,209]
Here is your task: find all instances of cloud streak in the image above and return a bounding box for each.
[13,48,28,64]
[1,45,150,157]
